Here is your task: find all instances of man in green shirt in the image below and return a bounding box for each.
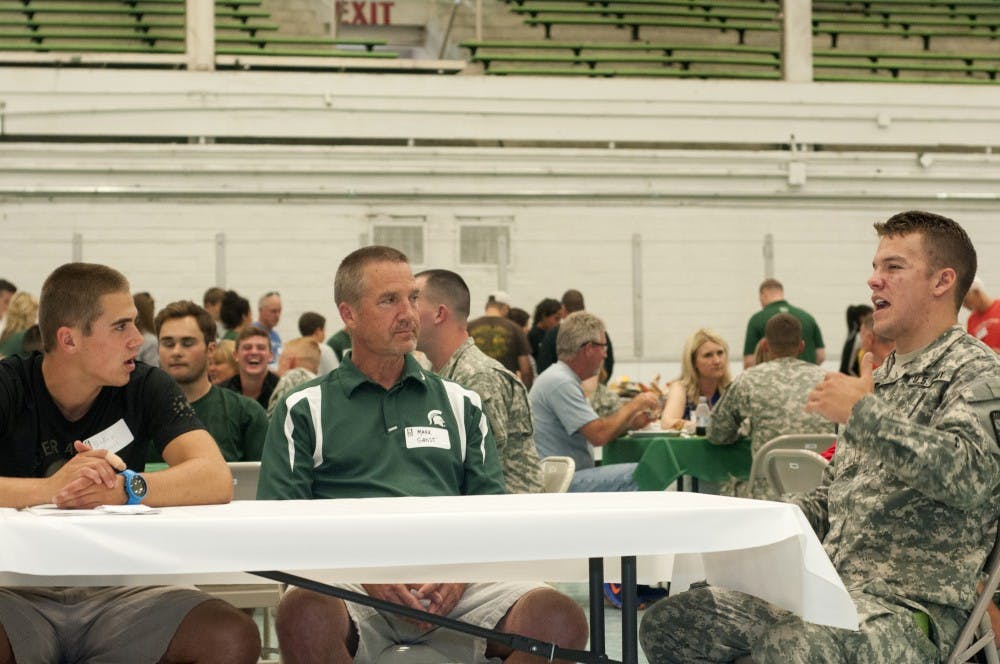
[260,246,586,663]
[743,278,825,368]
[156,300,267,462]
[325,326,351,361]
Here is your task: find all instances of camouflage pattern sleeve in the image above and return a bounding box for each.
[444,339,542,494]
[847,373,1000,508]
[707,373,744,446]
[504,377,543,493]
[458,386,508,496]
[587,381,623,418]
[461,368,542,493]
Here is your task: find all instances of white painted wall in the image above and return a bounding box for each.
[1,69,998,376]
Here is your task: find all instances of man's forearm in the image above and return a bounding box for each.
[582,401,641,447]
[143,457,232,507]
[0,476,54,508]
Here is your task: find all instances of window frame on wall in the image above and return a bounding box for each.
[368,215,426,265]
[456,216,514,267]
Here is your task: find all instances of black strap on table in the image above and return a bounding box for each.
[250,569,618,664]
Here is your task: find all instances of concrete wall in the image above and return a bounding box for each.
[1,68,998,376]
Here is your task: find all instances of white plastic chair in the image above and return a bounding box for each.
[541,456,575,493]
[747,434,836,488]
[762,449,829,494]
[229,461,262,501]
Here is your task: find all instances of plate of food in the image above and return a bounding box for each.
[628,423,682,437]
[628,419,694,437]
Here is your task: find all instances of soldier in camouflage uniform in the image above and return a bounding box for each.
[414,269,542,493]
[587,380,624,418]
[641,211,1000,663]
[709,313,835,498]
[266,337,320,417]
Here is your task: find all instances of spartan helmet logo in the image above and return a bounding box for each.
[427,409,446,427]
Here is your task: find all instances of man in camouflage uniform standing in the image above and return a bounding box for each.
[414,269,542,493]
[641,211,1000,663]
[709,312,835,497]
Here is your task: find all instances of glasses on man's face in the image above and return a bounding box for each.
[580,340,608,350]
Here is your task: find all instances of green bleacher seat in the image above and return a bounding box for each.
[813,23,1000,49]
[0,39,182,53]
[471,50,782,70]
[216,35,388,52]
[512,4,778,22]
[460,39,781,57]
[216,46,398,59]
[485,65,780,78]
[523,15,780,41]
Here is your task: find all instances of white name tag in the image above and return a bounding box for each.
[83,419,134,454]
[404,427,451,450]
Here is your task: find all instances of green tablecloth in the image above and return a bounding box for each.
[603,435,752,491]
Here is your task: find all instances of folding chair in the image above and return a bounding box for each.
[746,433,837,488]
[541,455,576,493]
[948,524,1000,664]
[229,460,262,501]
[762,449,828,494]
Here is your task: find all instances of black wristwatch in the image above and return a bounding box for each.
[120,469,148,505]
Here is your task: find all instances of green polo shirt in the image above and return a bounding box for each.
[743,299,825,364]
[147,384,267,463]
[192,385,268,461]
[258,354,506,500]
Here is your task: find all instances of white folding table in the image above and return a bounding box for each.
[0,492,858,663]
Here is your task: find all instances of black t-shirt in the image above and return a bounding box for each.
[220,371,279,411]
[0,353,203,477]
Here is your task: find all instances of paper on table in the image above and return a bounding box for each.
[25,504,161,516]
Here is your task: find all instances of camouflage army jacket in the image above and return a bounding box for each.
[439,338,542,493]
[709,356,835,455]
[792,325,1000,613]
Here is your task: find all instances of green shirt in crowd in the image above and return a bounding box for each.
[0,330,26,358]
[743,299,825,363]
[325,328,351,362]
[150,384,267,463]
[258,353,506,500]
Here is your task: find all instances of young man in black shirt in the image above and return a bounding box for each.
[0,263,260,664]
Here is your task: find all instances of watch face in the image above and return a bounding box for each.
[128,473,148,498]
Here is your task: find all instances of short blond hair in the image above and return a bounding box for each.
[281,337,321,374]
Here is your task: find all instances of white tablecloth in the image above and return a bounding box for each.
[0,491,858,630]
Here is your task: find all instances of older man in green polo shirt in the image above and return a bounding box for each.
[259,246,586,664]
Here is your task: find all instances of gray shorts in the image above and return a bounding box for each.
[342,582,546,664]
[0,585,211,664]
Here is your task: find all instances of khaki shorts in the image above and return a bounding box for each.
[342,582,546,664]
[0,585,210,664]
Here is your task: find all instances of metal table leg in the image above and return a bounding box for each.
[589,557,606,658]
[621,556,638,664]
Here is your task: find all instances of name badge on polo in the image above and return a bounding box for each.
[404,427,451,450]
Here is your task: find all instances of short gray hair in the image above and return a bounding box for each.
[557,311,605,361]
